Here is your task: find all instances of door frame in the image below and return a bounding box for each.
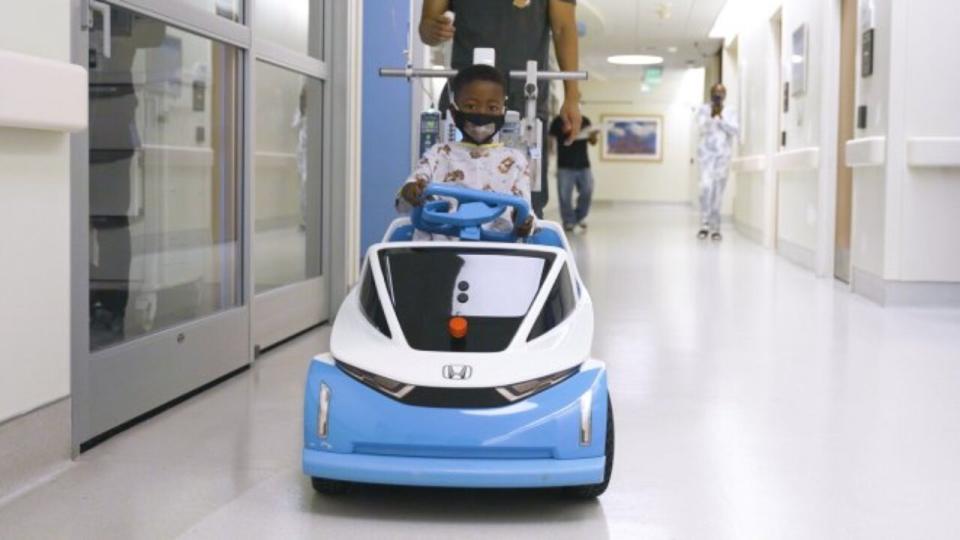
[765,9,783,249]
[833,0,858,282]
[69,0,347,452]
[249,0,333,351]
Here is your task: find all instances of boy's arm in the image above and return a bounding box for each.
[396,146,440,213]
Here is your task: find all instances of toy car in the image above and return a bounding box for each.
[302,184,614,497]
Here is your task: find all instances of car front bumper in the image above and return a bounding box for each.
[302,357,609,488]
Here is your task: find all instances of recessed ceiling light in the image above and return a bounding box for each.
[667,46,679,54]
[607,55,664,66]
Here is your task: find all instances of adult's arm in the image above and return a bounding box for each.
[549,0,582,144]
[420,0,454,46]
[719,109,740,137]
[696,105,712,135]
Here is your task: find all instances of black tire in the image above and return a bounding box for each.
[565,397,615,499]
[311,476,349,495]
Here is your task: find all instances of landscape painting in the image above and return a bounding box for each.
[601,115,663,162]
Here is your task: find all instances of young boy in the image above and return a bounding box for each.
[398,64,535,238]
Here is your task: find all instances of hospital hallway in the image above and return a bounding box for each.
[2,204,959,539]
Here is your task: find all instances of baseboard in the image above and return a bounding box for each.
[0,398,71,503]
[852,267,960,307]
[735,220,764,245]
[851,267,887,305]
[777,237,816,271]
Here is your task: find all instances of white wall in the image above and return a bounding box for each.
[851,0,960,291]
[850,0,892,279]
[729,0,960,296]
[580,68,706,205]
[0,0,72,423]
[728,0,841,274]
[893,0,960,282]
[776,0,833,267]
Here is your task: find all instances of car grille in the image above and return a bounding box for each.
[399,386,512,408]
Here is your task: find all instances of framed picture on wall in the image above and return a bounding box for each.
[791,23,808,96]
[600,115,664,162]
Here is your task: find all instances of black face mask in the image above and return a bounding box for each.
[451,107,506,145]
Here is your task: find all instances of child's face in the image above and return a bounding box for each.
[455,80,506,116]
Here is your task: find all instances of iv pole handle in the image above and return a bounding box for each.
[379,68,588,81]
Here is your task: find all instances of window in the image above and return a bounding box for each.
[88,11,241,350]
[359,266,391,338]
[527,264,577,342]
[378,248,555,352]
[255,0,324,59]
[253,62,323,293]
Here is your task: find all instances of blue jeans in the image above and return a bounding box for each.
[557,168,594,226]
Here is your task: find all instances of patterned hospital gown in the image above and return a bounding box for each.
[398,142,533,238]
[696,104,740,231]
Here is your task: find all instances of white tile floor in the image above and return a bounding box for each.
[3,204,960,539]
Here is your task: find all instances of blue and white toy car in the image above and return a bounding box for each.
[303,184,614,497]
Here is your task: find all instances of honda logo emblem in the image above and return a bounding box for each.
[442,364,473,380]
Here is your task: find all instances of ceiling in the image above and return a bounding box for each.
[576,0,727,80]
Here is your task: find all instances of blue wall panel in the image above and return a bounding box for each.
[361,1,412,253]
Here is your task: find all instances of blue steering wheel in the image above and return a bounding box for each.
[411,184,531,242]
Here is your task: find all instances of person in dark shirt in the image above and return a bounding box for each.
[419,0,583,219]
[550,115,597,232]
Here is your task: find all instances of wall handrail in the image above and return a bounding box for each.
[0,50,87,133]
[907,137,960,168]
[845,137,886,168]
[731,154,767,173]
[773,147,820,172]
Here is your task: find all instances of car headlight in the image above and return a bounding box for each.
[318,383,331,439]
[495,366,580,402]
[337,361,416,399]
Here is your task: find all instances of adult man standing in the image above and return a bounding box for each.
[550,114,597,232]
[696,83,739,241]
[419,0,583,219]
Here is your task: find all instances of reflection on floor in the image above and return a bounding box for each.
[3,204,960,539]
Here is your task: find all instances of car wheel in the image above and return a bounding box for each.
[311,476,349,495]
[564,397,614,499]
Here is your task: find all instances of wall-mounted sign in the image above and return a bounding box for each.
[791,24,809,97]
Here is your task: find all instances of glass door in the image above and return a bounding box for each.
[250,0,330,351]
[73,0,249,449]
[72,0,333,450]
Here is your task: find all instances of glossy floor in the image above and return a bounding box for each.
[3,204,960,539]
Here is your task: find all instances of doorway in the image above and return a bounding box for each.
[834,0,858,282]
[72,0,333,450]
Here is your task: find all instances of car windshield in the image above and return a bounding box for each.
[378,248,555,352]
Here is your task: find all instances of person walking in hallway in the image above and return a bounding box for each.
[550,114,597,232]
[419,0,583,219]
[696,83,739,241]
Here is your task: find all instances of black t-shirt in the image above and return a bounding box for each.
[448,0,576,117]
[550,116,592,170]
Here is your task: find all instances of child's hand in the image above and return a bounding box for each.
[400,179,427,206]
[516,216,535,238]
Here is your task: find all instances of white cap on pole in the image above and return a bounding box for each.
[473,48,496,68]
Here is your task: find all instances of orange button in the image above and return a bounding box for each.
[449,316,468,339]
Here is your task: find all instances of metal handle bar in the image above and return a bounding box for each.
[379,67,587,81]
[508,70,587,81]
[379,68,458,78]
